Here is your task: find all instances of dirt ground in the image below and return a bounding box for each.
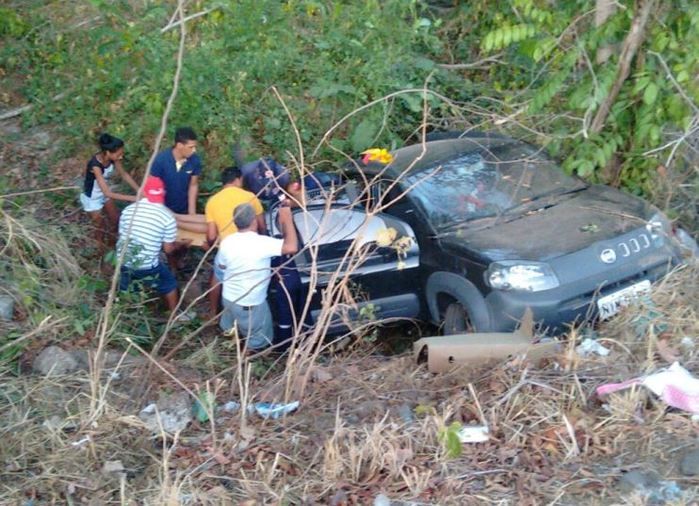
[1,122,699,505]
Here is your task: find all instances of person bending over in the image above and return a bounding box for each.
[216,202,297,352]
[205,166,266,321]
[81,133,139,257]
[117,176,191,319]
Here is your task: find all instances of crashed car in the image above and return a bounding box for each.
[337,133,693,333]
[266,185,421,334]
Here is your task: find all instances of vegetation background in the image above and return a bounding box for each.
[0,0,698,503]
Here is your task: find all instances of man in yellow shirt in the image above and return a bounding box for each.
[205,167,266,320]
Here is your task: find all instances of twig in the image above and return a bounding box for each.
[161,7,216,33]
[0,186,79,199]
[437,53,504,70]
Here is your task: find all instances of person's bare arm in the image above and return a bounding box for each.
[206,222,218,247]
[277,206,298,255]
[256,214,267,235]
[115,159,140,192]
[92,166,137,202]
[187,175,199,214]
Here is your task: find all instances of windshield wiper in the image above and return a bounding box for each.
[501,186,586,217]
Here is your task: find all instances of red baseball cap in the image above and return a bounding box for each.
[143,176,166,204]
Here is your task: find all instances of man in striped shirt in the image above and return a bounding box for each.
[117,176,190,313]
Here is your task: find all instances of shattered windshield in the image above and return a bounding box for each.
[401,143,586,230]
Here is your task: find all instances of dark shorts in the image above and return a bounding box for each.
[119,263,177,295]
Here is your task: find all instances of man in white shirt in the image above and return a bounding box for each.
[216,202,298,351]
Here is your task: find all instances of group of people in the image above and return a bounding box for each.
[80,127,305,352]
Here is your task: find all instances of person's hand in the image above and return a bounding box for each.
[175,239,192,249]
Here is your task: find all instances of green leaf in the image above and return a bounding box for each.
[439,422,463,459]
[350,117,379,152]
[643,82,658,105]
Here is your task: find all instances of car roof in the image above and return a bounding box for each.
[355,134,522,178]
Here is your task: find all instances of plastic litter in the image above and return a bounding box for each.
[220,401,240,413]
[457,425,490,443]
[596,362,699,414]
[248,401,300,419]
[576,338,611,357]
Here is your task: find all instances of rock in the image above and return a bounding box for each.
[679,448,699,476]
[139,392,192,434]
[33,346,79,376]
[395,404,414,424]
[618,470,659,494]
[0,295,14,320]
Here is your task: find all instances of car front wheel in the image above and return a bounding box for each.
[443,302,471,335]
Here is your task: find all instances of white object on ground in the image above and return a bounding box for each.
[249,401,300,419]
[576,338,611,357]
[457,425,490,443]
[596,362,699,414]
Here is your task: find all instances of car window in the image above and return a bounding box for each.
[401,143,585,229]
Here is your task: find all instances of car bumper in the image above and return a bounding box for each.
[484,261,675,332]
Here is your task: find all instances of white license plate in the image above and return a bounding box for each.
[597,280,652,320]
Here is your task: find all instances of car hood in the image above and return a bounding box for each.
[440,185,654,262]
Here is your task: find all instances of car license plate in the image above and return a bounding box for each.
[597,280,652,320]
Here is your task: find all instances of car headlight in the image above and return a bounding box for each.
[486,261,560,292]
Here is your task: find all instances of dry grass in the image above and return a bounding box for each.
[1,264,698,504]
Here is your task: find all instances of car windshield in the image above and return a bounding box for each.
[401,142,586,230]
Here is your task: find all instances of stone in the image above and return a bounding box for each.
[33,346,79,376]
[139,392,192,434]
[618,470,659,494]
[0,295,14,320]
[679,448,699,476]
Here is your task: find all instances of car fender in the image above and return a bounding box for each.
[425,271,491,331]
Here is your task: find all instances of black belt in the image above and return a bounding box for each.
[238,304,254,311]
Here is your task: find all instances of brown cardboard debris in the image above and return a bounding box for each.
[176,227,207,248]
[413,310,559,373]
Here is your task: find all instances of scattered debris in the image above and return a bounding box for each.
[249,401,299,419]
[42,415,78,432]
[679,448,699,476]
[618,470,683,502]
[33,346,80,376]
[102,460,126,478]
[0,295,14,320]
[596,362,699,413]
[219,401,240,413]
[414,308,559,373]
[373,493,391,506]
[576,338,611,357]
[139,392,192,434]
[395,404,414,424]
[457,425,490,443]
[311,366,333,383]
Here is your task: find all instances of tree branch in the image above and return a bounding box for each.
[590,0,656,134]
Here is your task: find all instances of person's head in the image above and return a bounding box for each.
[143,176,166,204]
[173,127,198,160]
[233,203,257,232]
[98,133,124,161]
[221,166,242,187]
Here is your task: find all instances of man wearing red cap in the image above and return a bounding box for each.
[117,176,190,315]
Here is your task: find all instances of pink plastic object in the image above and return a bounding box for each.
[596,362,699,414]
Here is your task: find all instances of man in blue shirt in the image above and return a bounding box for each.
[151,127,202,215]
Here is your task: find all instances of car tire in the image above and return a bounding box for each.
[443,302,470,335]
[426,272,491,332]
